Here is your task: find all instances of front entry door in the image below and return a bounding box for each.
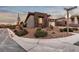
[38,18,43,27]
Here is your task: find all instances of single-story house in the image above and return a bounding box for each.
[24,12,55,28]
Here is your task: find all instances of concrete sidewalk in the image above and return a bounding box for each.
[8,29,79,52]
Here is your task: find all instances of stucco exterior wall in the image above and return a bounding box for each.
[27,15,34,28]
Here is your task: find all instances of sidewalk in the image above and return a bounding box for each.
[8,29,79,52]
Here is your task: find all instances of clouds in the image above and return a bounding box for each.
[0,6,79,24]
[0,6,78,17]
[0,6,65,13]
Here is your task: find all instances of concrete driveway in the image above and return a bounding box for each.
[0,29,26,52]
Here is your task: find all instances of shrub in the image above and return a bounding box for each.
[14,29,28,36]
[0,24,16,29]
[73,28,78,31]
[8,25,16,29]
[60,28,73,32]
[34,28,48,38]
[60,29,64,32]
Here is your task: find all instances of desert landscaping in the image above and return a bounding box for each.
[22,27,73,39]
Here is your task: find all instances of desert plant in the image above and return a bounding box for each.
[34,28,48,38]
[14,29,28,36]
[60,28,73,32]
[73,28,78,31]
[0,24,16,29]
[60,29,64,32]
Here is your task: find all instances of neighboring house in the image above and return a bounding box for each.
[70,15,79,26]
[24,12,51,28]
[55,15,79,27]
[55,17,67,26]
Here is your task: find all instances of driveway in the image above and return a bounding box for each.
[0,29,26,52]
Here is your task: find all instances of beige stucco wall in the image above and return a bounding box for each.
[49,22,55,27]
[27,15,35,28]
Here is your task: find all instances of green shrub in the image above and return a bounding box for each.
[64,28,73,32]
[60,28,73,32]
[34,28,48,38]
[14,29,28,36]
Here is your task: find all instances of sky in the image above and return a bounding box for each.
[0,6,79,24]
[0,6,79,17]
